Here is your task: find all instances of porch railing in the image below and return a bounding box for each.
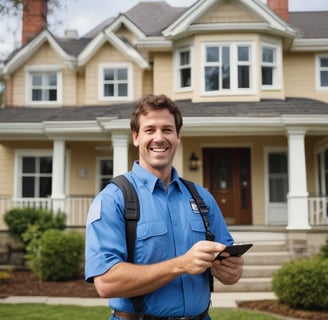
[308,196,328,225]
[0,195,327,229]
[0,196,94,229]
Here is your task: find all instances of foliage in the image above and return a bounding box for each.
[272,257,328,310]
[25,229,84,281]
[4,207,66,245]
[0,304,281,320]
[317,238,328,259]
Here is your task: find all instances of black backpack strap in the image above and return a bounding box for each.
[110,175,139,263]
[180,178,215,292]
[110,175,144,314]
[180,178,215,242]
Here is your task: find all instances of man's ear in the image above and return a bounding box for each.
[132,131,139,147]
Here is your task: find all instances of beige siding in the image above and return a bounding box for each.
[12,43,69,106]
[195,0,260,24]
[153,52,173,96]
[0,144,14,196]
[0,141,52,197]
[69,142,100,195]
[84,42,144,104]
[284,53,328,103]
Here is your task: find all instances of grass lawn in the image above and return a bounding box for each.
[0,304,282,320]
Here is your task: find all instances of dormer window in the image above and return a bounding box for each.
[26,65,62,106]
[99,63,133,101]
[202,42,254,95]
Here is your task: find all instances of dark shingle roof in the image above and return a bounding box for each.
[289,12,328,38]
[124,1,187,36]
[1,98,328,123]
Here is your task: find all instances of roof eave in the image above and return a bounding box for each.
[291,38,328,52]
[3,30,76,75]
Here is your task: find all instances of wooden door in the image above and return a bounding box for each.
[203,148,252,225]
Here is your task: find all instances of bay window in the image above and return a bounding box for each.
[203,42,253,94]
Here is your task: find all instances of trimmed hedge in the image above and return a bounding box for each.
[272,257,328,310]
[4,207,66,245]
[25,229,84,281]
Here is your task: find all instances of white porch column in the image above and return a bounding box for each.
[51,140,66,213]
[112,132,130,176]
[286,129,311,230]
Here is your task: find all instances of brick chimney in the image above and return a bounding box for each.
[267,0,289,21]
[22,0,48,45]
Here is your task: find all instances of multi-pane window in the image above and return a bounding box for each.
[100,64,132,99]
[238,46,251,89]
[20,156,52,197]
[103,68,128,97]
[203,43,252,93]
[177,48,191,88]
[268,153,288,203]
[98,159,113,191]
[262,46,277,86]
[30,72,58,102]
[317,56,328,89]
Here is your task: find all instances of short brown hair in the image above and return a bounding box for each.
[130,94,183,134]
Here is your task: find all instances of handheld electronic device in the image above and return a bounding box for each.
[215,243,253,260]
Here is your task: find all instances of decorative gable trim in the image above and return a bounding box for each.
[3,30,76,74]
[104,31,149,69]
[106,15,146,40]
[163,0,297,39]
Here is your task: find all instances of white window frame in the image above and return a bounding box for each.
[25,65,63,106]
[315,54,328,91]
[14,150,53,198]
[261,42,282,90]
[201,41,255,96]
[175,46,193,92]
[98,63,133,101]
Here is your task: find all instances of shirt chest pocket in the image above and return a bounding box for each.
[190,218,206,243]
[135,221,169,262]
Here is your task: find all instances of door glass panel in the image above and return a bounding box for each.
[211,156,231,190]
[240,151,250,209]
[269,153,288,202]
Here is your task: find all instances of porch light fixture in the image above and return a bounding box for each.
[189,152,199,171]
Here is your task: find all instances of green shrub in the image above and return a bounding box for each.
[25,229,84,281]
[4,207,66,245]
[317,239,328,259]
[272,258,328,310]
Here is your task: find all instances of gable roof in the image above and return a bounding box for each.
[1,1,328,74]
[124,1,188,36]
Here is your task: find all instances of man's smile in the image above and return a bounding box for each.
[150,147,169,153]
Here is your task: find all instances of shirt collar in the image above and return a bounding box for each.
[131,161,182,193]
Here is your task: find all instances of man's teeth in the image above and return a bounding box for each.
[152,148,167,153]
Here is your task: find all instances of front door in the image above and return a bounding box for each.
[203,148,252,225]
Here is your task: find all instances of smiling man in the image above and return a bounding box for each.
[85,94,244,320]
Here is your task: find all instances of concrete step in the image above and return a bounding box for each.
[214,277,272,292]
[244,251,292,265]
[242,265,280,278]
[248,242,287,253]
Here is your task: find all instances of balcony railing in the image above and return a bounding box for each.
[0,195,327,229]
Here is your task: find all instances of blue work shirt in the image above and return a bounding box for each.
[85,161,234,317]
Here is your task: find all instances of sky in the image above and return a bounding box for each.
[1,0,328,59]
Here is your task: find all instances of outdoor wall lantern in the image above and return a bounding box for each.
[189,152,199,171]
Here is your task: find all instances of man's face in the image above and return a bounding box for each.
[132,109,180,175]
